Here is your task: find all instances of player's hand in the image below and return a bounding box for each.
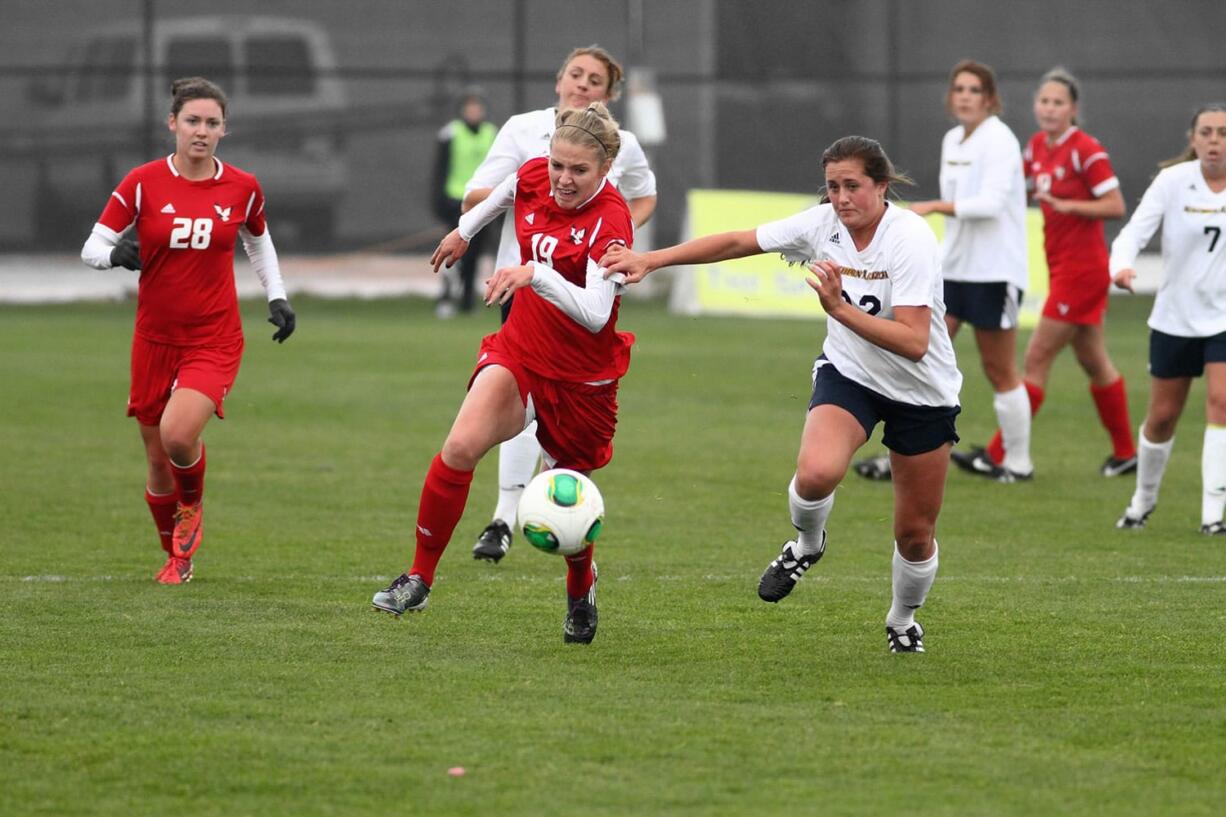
[431,229,469,274]
[600,244,651,283]
[110,235,141,270]
[806,259,846,315]
[268,298,296,342]
[908,200,939,217]
[485,264,534,306]
[1035,191,1073,213]
[1112,268,1136,293]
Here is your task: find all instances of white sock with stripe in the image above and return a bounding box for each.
[886,542,938,631]
[994,384,1033,475]
[493,423,541,526]
[788,476,833,556]
[1130,428,1173,516]
[1201,425,1226,526]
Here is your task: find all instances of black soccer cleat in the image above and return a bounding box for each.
[1101,454,1138,478]
[1116,506,1154,530]
[372,573,430,615]
[563,563,598,644]
[758,536,825,603]
[952,447,1032,483]
[852,454,892,482]
[950,445,993,475]
[886,621,925,653]
[1200,521,1226,535]
[472,520,513,563]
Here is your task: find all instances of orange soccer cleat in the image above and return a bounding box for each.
[172,502,204,559]
[155,555,194,585]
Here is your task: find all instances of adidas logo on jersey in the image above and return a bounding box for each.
[570,226,586,245]
[214,204,232,222]
[161,203,176,214]
[829,232,840,244]
[525,212,535,225]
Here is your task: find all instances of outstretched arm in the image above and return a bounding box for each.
[600,229,763,283]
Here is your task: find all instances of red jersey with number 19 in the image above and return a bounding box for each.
[96,155,267,346]
[499,157,635,383]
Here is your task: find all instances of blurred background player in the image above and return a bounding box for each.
[80,77,296,585]
[461,45,657,564]
[373,104,636,644]
[604,136,962,653]
[431,88,496,317]
[1112,103,1226,533]
[954,68,1135,478]
[855,60,1029,483]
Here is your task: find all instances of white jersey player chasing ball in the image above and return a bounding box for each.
[603,136,964,653]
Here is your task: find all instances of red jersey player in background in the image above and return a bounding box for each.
[372,103,633,644]
[80,77,296,585]
[953,67,1136,478]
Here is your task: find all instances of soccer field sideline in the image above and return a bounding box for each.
[0,250,1166,303]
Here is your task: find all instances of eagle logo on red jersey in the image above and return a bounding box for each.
[570,226,586,245]
[213,204,232,222]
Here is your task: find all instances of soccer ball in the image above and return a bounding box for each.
[517,468,605,556]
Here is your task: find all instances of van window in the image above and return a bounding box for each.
[245,36,316,95]
[165,37,234,93]
[76,37,135,101]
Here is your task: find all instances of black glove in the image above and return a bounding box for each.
[268,298,296,343]
[110,235,141,271]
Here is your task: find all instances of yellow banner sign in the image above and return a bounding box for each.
[670,189,1049,326]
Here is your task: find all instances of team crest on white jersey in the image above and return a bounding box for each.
[570,226,586,245]
[525,212,535,225]
[213,204,232,222]
[160,203,176,214]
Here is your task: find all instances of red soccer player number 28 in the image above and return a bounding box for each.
[169,217,214,249]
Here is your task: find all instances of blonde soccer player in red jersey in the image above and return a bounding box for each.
[81,77,296,585]
[373,103,634,644]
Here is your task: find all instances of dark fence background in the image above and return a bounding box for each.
[2,0,1223,254]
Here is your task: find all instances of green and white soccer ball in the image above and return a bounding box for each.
[517,468,604,556]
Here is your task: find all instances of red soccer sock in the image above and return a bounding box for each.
[145,488,178,554]
[408,454,474,586]
[986,381,1045,465]
[564,545,595,599]
[1091,377,1136,459]
[171,443,207,506]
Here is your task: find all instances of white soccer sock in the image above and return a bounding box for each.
[994,384,1033,475]
[1131,428,1174,515]
[1201,425,1226,525]
[886,542,939,631]
[788,476,833,556]
[492,423,542,526]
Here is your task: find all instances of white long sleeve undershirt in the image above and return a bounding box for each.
[79,222,287,302]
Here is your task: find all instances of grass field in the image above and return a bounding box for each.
[2,294,1224,816]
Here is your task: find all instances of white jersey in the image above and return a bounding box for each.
[936,115,1028,290]
[757,202,962,407]
[464,107,657,272]
[1110,161,1226,338]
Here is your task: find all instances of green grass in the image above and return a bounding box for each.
[1,294,1223,816]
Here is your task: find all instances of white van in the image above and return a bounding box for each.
[28,15,347,247]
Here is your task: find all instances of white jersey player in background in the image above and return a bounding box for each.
[1112,104,1226,533]
[862,60,1030,485]
[461,45,657,563]
[603,136,963,653]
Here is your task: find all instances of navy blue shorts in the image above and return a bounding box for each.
[944,280,1023,331]
[1149,328,1226,379]
[808,360,960,456]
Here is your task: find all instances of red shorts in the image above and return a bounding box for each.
[470,334,619,472]
[1042,269,1110,325]
[128,334,244,426]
